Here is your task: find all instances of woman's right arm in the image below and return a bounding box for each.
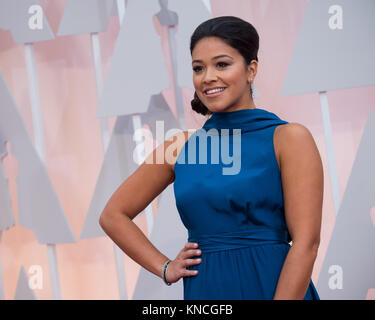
[99,130,201,282]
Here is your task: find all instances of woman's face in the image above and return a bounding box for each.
[191,36,257,113]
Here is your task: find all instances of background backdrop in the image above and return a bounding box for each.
[0,0,374,300]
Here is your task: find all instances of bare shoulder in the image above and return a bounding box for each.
[143,129,194,175]
[274,122,321,170]
[273,123,323,248]
[163,130,194,172]
[275,122,315,146]
[275,122,313,145]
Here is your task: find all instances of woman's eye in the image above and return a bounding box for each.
[193,66,203,73]
[193,62,228,73]
[217,62,229,68]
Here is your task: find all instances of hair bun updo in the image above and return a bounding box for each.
[191,91,212,116]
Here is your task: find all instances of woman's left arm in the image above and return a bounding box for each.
[273,123,324,300]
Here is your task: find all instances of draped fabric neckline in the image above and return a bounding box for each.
[202,107,287,134]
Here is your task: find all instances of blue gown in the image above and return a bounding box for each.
[173,107,320,300]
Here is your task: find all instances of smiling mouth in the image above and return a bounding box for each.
[204,87,226,96]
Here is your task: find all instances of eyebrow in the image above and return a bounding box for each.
[192,54,233,64]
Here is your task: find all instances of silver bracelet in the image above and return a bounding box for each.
[162,259,172,286]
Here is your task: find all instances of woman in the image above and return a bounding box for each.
[99,16,323,300]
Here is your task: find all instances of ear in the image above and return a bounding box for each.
[247,60,258,82]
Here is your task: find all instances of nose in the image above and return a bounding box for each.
[203,67,218,83]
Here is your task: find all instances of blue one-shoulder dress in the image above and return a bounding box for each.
[173,107,320,300]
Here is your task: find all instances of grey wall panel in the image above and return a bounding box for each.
[14,266,37,300]
[140,93,181,138]
[96,0,169,117]
[81,93,180,239]
[7,0,54,44]
[80,114,139,239]
[0,70,75,244]
[0,0,11,30]
[168,0,211,90]
[57,0,115,36]
[317,110,375,299]
[281,0,375,96]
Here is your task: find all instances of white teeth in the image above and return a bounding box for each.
[206,88,225,94]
